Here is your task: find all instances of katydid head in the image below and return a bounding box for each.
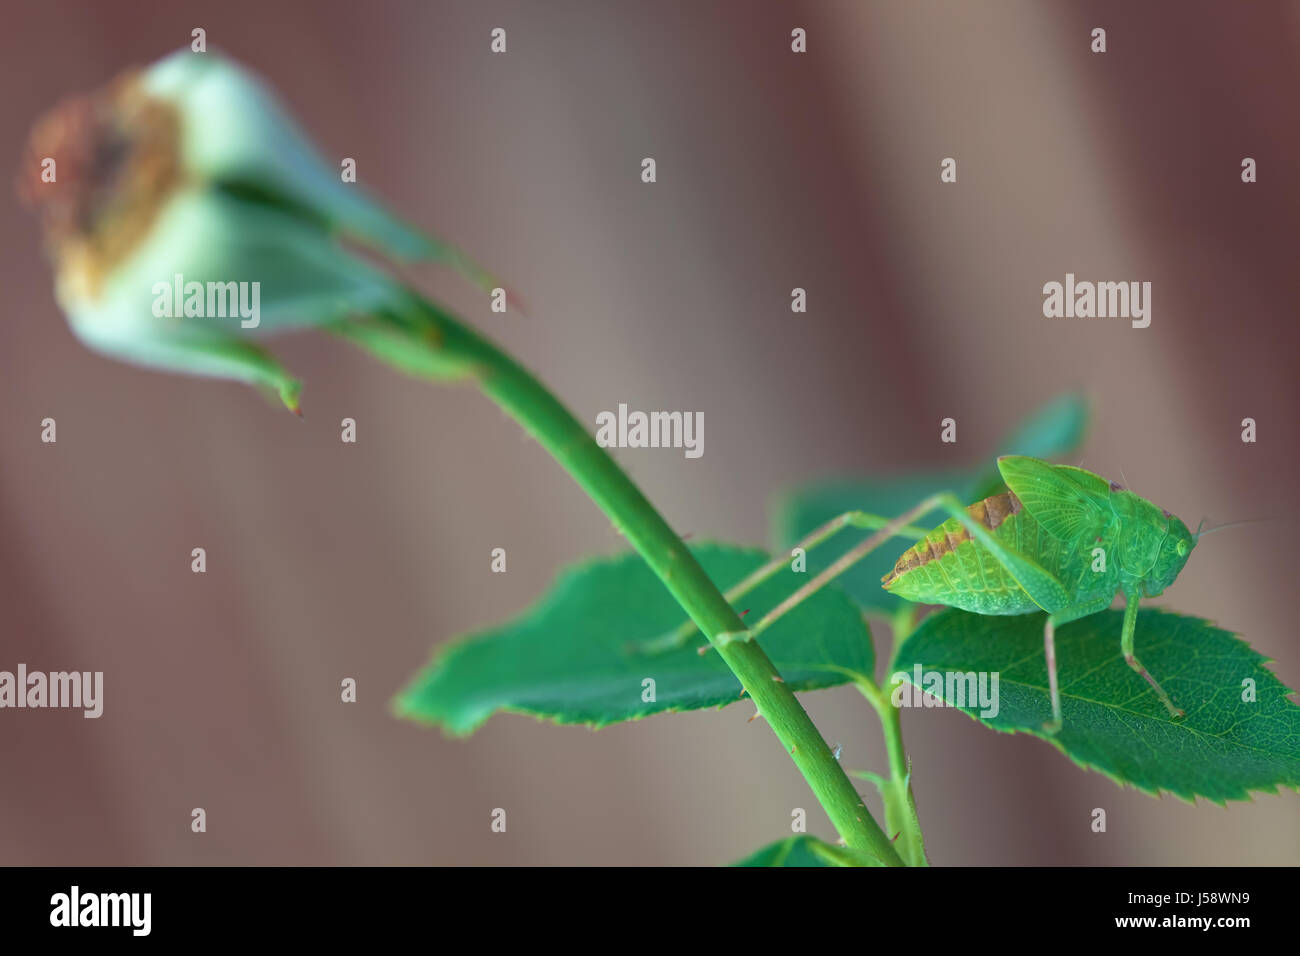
[1142,511,1196,597]
[1112,490,1189,586]
[1141,512,1266,595]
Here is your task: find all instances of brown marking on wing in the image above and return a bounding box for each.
[984,494,1010,528]
[881,493,1019,587]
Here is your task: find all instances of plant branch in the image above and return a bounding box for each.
[855,605,928,865]
[856,679,927,866]
[416,300,902,865]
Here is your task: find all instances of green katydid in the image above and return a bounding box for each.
[657,455,1202,734]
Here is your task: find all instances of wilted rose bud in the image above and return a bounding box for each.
[20,49,494,412]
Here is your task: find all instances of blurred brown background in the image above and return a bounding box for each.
[1,0,1297,865]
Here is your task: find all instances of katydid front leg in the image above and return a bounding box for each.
[1119,592,1185,719]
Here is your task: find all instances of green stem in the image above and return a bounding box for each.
[421,304,902,865]
[862,683,910,787]
[857,679,927,866]
[854,604,928,865]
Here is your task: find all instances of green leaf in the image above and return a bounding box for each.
[775,393,1090,615]
[395,545,874,734]
[890,607,1300,803]
[733,835,879,867]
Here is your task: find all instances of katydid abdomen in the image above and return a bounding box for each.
[881,490,1119,618]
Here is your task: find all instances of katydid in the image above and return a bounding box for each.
[665,456,1201,734]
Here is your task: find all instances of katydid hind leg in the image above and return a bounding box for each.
[715,500,948,648]
[711,509,928,637]
[640,508,929,654]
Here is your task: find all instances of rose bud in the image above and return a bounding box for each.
[19,49,497,412]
